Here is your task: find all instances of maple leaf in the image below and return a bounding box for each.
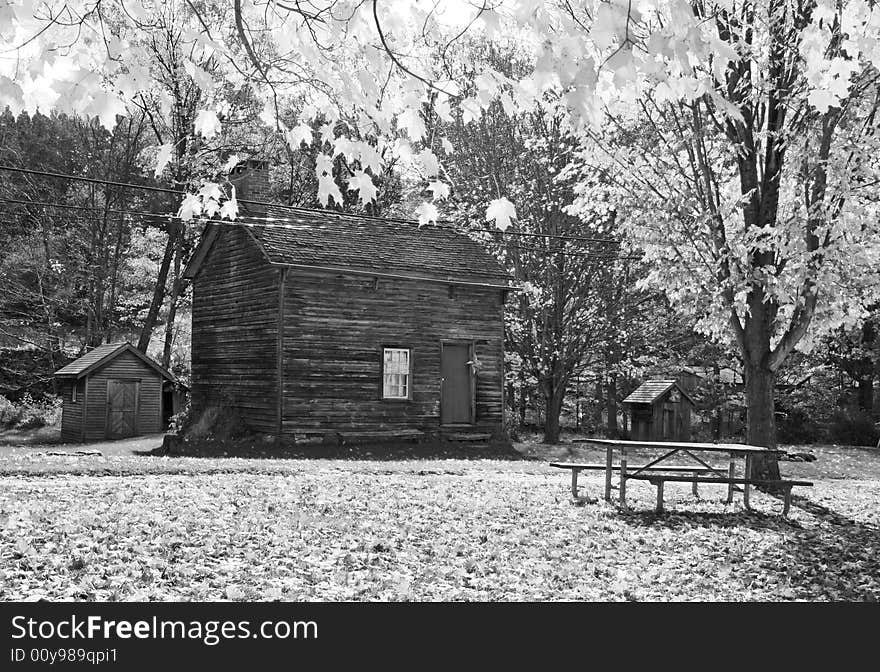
[485,197,517,231]
[219,187,238,220]
[428,180,450,201]
[317,173,343,206]
[315,153,334,176]
[418,149,440,177]
[0,75,25,116]
[319,122,335,145]
[194,109,221,140]
[223,155,241,173]
[203,198,220,218]
[153,143,174,178]
[177,194,202,221]
[398,107,426,142]
[808,89,838,114]
[183,60,214,91]
[83,91,127,131]
[415,202,439,226]
[198,182,223,202]
[286,124,313,148]
[358,143,383,174]
[435,97,453,123]
[348,171,378,203]
[460,97,482,124]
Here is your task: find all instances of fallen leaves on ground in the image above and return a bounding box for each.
[1,457,878,601]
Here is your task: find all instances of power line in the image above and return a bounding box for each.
[0,164,622,245]
[1,197,635,257]
[501,244,639,261]
[486,229,619,245]
[1,197,174,221]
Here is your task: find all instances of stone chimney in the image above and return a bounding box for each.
[228,158,270,205]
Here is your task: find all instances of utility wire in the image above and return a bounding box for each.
[500,244,639,261]
[1,197,635,257]
[0,164,622,245]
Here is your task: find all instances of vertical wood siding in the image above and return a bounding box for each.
[60,380,83,441]
[77,351,163,440]
[281,270,505,436]
[190,227,280,433]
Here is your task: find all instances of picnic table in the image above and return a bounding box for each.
[550,438,812,516]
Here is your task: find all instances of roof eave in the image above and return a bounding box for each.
[267,261,514,289]
[53,344,176,382]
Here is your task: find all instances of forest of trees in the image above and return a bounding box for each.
[1,1,879,449]
[2,100,877,446]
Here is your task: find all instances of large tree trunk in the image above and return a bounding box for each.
[161,236,184,368]
[857,377,873,414]
[137,224,177,353]
[744,363,781,480]
[606,374,618,438]
[542,375,566,443]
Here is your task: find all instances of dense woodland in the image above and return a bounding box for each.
[1,1,879,448]
[1,105,877,446]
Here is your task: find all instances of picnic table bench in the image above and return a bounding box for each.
[551,439,813,516]
[623,474,813,516]
[549,462,729,499]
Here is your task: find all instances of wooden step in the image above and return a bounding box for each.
[445,432,492,442]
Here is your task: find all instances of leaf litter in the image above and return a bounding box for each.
[1,456,878,601]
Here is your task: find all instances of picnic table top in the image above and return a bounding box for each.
[570,438,783,454]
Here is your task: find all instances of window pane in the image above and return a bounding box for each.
[382,348,411,399]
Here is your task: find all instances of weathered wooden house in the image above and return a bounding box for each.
[54,343,177,441]
[183,161,511,442]
[623,379,695,442]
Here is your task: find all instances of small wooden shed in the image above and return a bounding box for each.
[623,379,695,442]
[54,343,176,442]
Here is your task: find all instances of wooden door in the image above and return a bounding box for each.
[106,380,138,438]
[441,343,473,425]
[662,408,674,439]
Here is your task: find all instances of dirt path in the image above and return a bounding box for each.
[0,432,166,457]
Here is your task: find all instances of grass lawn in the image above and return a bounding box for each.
[0,434,878,601]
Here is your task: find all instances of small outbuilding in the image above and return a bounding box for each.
[54,343,176,442]
[623,379,695,442]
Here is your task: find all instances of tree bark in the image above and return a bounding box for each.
[137,223,177,353]
[542,375,566,443]
[161,234,184,368]
[858,377,873,414]
[744,363,782,480]
[713,362,723,440]
[606,374,618,438]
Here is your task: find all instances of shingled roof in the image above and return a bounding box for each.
[184,205,511,287]
[54,343,175,381]
[622,379,695,405]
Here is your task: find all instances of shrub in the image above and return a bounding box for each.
[8,393,62,430]
[168,401,194,435]
[777,407,823,445]
[0,396,16,427]
[828,409,880,447]
[183,402,250,441]
[502,411,522,442]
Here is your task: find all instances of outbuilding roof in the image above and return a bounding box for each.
[184,205,511,287]
[622,379,695,406]
[54,343,176,381]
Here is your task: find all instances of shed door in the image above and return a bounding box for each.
[441,343,473,424]
[106,380,139,439]
[662,408,674,439]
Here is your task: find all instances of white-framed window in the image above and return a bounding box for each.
[382,348,411,399]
